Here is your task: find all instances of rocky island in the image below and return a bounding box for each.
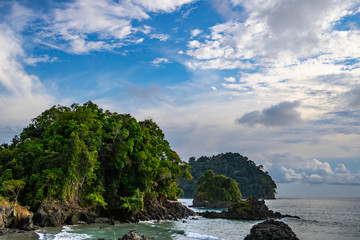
[0,102,195,233]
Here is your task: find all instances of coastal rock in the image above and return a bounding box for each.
[0,207,15,229]
[0,206,36,231]
[244,220,299,240]
[33,202,66,227]
[33,201,98,227]
[120,230,154,240]
[192,199,233,208]
[200,198,299,220]
[132,197,196,222]
[18,211,37,231]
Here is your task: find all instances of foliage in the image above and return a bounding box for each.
[228,200,251,213]
[0,102,191,211]
[178,153,277,199]
[194,170,242,202]
[1,179,26,204]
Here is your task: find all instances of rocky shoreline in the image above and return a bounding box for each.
[0,197,197,236]
[0,198,299,240]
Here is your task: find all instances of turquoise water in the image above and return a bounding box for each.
[1,198,359,240]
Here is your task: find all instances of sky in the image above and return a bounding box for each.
[1,0,360,197]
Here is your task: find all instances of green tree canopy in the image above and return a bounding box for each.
[0,102,191,212]
[194,170,242,203]
[179,153,277,199]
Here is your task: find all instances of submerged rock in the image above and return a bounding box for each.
[244,220,299,240]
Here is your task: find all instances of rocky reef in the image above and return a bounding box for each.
[244,220,299,240]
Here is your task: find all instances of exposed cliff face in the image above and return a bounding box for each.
[245,220,299,240]
[0,206,36,231]
[127,197,196,222]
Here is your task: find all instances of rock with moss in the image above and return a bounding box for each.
[192,170,242,208]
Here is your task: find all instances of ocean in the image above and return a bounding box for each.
[1,198,359,240]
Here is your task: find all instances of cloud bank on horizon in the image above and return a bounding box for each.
[1,0,360,193]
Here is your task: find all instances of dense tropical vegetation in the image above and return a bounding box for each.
[194,170,241,203]
[0,102,191,212]
[178,153,277,199]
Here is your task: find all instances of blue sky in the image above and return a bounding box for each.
[1,0,360,197]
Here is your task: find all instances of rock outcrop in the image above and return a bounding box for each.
[244,220,299,240]
[200,198,299,220]
[192,199,233,208]
[133,198,196,222]
[33,201,97,227]
[0,206,36,231]
[120,230,154,240]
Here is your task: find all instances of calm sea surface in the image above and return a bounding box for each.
[1,198,359,240]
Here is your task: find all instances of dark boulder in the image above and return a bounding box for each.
[120,230,154,240]
[192,199,233,208]
[33,201,98,227]
[244,220,299,240]
[114,197,196,223]
[200,198,299,221]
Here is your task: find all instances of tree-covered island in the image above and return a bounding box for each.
[0,102,194,229]
[178,153,277,199]
[192,170,242,208]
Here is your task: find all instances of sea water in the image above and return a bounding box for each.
[1,198,359,240]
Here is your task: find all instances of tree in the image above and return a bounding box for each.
[2,179,26,204]
[194,170,242,204]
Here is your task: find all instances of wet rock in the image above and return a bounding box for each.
[120,230,154,240]
[200,198,299,221]
[244,220,299,240]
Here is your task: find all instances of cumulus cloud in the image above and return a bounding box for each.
[224,76,236,82]
[263,153,360,185]
[190,28,203,38]
[184,0,360,115]
[133,0,195,12]
[152,57,170,66]
[0,24,54,130]
[187,0,360,67]
[237,101,302,127]
[36,0,195,53]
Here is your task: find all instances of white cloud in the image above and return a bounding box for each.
[190,28,203,38]
[224,76,236,82]
[0,24,54,130]
[150,34,170,41]
[263,153,360,185]
[24,55,58,66]
[134,0,195,12]
[152,57,170,66]
[237,101,302,127]
[210,86,217,91]
[40,0,195,53]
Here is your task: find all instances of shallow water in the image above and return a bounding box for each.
[1,198,359,240]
